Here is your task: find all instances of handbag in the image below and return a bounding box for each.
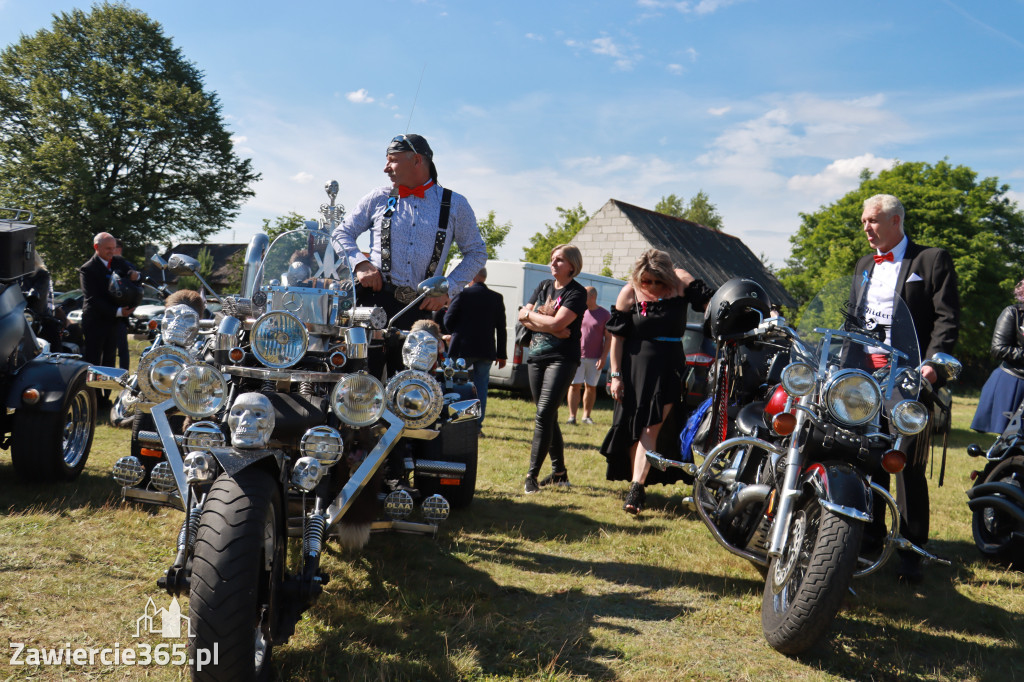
[514,320,533,346]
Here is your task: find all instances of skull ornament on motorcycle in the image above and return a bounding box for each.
[160,304,200,348]
[228,392,275,449]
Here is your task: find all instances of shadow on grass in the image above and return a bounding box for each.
[0,460,123,513]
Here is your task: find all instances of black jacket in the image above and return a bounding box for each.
[991,304,1024,378]
[443,282,506,361]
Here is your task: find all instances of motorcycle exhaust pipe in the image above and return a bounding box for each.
[967,496,1024,527]
[717,484,771,526]
[968,481,1024,507]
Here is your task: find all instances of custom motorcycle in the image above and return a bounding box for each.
[87,182,480,680]
[1,208,96,482]
[966,401,1024,566]
[648,277,960,655]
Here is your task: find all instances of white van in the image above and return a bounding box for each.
[475,260,624,391]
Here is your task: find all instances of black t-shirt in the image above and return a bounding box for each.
[526,278,588,363]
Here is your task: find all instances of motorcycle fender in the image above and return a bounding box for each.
[5,357,90,412]
[207,445,285,479]
[802,462,872,522]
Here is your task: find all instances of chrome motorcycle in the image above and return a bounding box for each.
[649,277,960,655]
[88,182,480,680]
[966,401,1024,566]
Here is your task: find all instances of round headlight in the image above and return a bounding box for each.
[251,311,308,368]
[184,421,226,452]
[300,426,344,466]
[112,455,145,487]
[386,370,443,429]
[781,362,815,396]
[891,399,929,436]
[824,369,881,426]
[172,364,228,419]
[137,345,191,402]
[330,373,386,427]
[151,461,178,493]
[402,329,438,371]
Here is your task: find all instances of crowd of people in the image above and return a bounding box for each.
[58,132,1017,587]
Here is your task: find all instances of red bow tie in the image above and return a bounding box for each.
[873,252,895,264]
[397,180,434,198]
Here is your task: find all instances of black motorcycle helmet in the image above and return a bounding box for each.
[704,277,771,338]
[108,271,143,308]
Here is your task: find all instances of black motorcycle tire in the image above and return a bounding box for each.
[761,497,863,655]
[189,468,284,682]
[971,454,1024,566]
[11,373,96,482]
[416,419,478,509]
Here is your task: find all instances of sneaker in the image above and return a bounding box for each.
[581,417,594,425]
[539,470,571,488]
[524,475,540,494]
[566,416,577,425]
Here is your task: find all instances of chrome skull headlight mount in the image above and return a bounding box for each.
[824,369,881,426]
[290,456,324,492]
[137,345,192,403]
[172,364,228,419]
[161,304,200,348]
[250,310,308,368]
[183,451,218,485]
[228,392,275,449]
[402,329,438,371]
[385,370,444,429]
[330,373,385,427]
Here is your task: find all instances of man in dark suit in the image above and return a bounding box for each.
[79,232,140,371]
[443,267,506,428]
[850,193,960,582]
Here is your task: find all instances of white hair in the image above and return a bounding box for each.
[863,194,905,226]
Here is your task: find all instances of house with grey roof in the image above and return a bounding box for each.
[569,199,795,308]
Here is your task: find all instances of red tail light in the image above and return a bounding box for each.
[513,343,524,365]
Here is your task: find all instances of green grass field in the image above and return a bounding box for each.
[1,391,1022,681]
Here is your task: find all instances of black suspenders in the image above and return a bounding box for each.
[379,187,453,283]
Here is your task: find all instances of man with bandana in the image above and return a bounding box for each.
[849,193,959,583]
[332,134,486,376]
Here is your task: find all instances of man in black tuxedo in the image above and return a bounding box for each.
[850,193,959,582]
[79,232,140,370]
[443,267,506,428]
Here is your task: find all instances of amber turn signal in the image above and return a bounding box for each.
[881,449,906,474]
[21,388,41,405]
[229,347,245,363]
[148,319,160,331]
[772,412,796,436]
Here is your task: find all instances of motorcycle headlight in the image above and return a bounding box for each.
[824,369,881,426]
[137,345,191,402]
[300,425,344,466]
[781,362,815,396]
[251,311,308,368]
[150,461,178,493]
[184,421,226,452]
[172,364,228,419]
[891,399,929,436]
[386,369,444,429]
[402,329,438,371]
[112,455,146,487]
[330,373,386,427]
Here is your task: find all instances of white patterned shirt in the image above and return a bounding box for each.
[331,183,486,297]
[863,234,908,349]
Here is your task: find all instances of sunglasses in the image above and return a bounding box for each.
[639,278,665,288]
[391,134,421,156]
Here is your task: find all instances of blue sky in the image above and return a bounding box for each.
[2,0,1022,268]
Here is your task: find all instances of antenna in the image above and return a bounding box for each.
[406,64,426,133]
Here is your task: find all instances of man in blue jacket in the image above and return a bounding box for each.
[444,267,506,429]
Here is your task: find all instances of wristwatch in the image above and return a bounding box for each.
[609,372,622,379]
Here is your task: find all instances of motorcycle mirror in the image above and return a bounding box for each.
[150,254,168,270]
[166,254,201,276]
[928,352,962,380]
[417,276,449,298]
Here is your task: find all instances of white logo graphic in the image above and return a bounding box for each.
[134,597,191,639]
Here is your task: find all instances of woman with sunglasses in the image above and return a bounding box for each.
[600,249,712,514]
[518,244,589,494]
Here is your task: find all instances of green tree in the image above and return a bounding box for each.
[655,194,684,218]
[444,210,511,271]
[655,190,724,230]
[522,203,590,264]
[262,212,307,242]
[0,2,259,286]
[778,159,1024,374]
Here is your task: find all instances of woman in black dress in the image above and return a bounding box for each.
[518,244,589,494]
[601,249,712,514]
[972,278,1024,435]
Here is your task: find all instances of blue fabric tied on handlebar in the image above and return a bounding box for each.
[679,396,713,464]
[652,336,682,342]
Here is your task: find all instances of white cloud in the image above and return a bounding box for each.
[667,63,684,75]
[566,35,640,70]
[345,89,374,104]
[686,47,698,62]
[787,154,896,200]
[525,32,544,41]
[707,106,731,116]
[291,172,315,184]
[636,0,742,15]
